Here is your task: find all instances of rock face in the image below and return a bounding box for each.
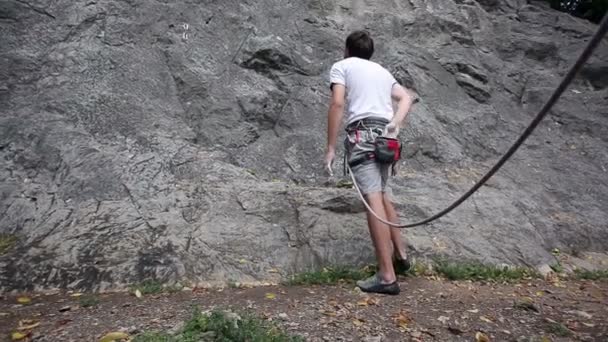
[0,0,607,291]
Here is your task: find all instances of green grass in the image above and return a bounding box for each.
[546,322,573,337]
[574,269,608,281]
[285,265,375,286]
[0,234,17,255]
[134,308,303,342]
[284,259,539,286]
[433,259,538,282]
[130,280,184,295]
[79,295,100,308]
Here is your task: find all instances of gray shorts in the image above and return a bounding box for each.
[344,119,392,195]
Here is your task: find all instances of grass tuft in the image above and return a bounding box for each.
[285,265,374,286]
[550,263,564,274]
[546,322,573,337]
[134,308,303,342]
[79,295,100,308]
[0,234,17,255]
[574,269,608,281]
[433,259,538,282]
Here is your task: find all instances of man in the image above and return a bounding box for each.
[325,30,415,295]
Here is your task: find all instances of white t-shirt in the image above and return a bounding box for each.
[329,57,398,125]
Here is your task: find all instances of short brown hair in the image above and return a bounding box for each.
[345,30,374,60]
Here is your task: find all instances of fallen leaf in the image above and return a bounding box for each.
[58,306,71,312]
[475,331,490,342]
[322,310,337,317]
[479,316,493,323]
[265,293,276,300]
[357,297,379,306]
[57,319,72,326]
[99,331,129,342]
[17,297,31,305]
[393,311,411,329]
[70,293,83,297]
[268,268,279,273]
[567,310,592,319]
[582,322,595,328]
[135,289,142,299]
[535,291,544,297]
[357,299,369,307]
[447,326,465,335]
[238,259,247,264]
[437,315,450,324]
[467,309,479,313]
[17,321,40,331]
[514,300,539,312]
[353,318,364,327]
[11,332,28,340]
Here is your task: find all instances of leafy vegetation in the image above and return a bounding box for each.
[134,309,303,342]
[433,259,538,282]
[573,269,608,280]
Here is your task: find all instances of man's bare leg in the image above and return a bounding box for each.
[384,193,407,260]
[365,192,397,283]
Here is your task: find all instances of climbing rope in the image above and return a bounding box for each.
[349,13,608,229]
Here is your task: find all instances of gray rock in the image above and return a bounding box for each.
[0,0,607,291]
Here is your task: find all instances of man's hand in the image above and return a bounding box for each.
[324,148,336,176]
[384,121,399,138]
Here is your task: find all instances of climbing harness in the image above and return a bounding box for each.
[343,118,403,178]
[347,13,608,229]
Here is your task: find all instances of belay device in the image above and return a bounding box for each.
[346,135,402,176]
[374,136,402,164]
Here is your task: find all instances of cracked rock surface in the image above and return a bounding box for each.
[1,0,607,291]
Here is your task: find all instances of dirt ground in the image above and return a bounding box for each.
[1,277,607,342]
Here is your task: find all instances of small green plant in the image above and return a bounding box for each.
[410,260,433,276]
[434,259,538,282]
[0,234,17,255]
[285,265,374,286]
[130,280,183,295]
[134,308,303,342]
[574,269,608,281]
[550,263,564,273]
[132,332,173,342]
[79,295,100,308]
[546,322,572,337]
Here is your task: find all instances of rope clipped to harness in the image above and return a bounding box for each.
[347,13,608,229]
